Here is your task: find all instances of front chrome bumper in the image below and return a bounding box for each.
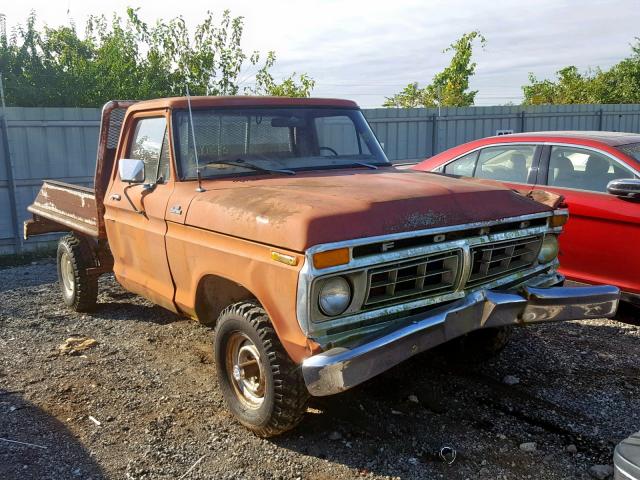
[302,284,619,396]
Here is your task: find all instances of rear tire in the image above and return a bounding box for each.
[214,301,309,437]
[57,233,98,312]
[443,326,512,362]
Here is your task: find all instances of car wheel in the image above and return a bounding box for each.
[214,301,309,437]
[56,233,98,312]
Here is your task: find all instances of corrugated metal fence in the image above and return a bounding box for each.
[0,107,101,254]
[366,103,640,162]
[2,103,640,255]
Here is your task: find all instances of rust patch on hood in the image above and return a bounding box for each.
[202,186,304,226]
[397,210,451,231]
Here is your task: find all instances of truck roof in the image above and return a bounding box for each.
[130,96,359,112]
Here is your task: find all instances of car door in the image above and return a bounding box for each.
[537,144,640,294]
[441,144,541,192]
[103,111,177,311]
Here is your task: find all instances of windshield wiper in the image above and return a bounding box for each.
[203,159,295,176]
[352,161,378,170]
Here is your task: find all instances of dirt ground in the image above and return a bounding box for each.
[1,259,639,480]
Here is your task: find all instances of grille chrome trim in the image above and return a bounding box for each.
[468,236,543,287]
[304,232,548,329]
[305,210,561,258]
[364,251,460,307]
[297,210,566,338]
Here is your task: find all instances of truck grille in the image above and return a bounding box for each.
[364,251,460,307]
[467,236,543,287]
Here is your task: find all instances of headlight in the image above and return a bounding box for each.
[538,235,559,263]
[318,276,352,316]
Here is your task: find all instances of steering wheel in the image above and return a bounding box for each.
[319,146,338,156]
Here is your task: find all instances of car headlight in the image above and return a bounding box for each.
[538,235,559,263]
[318,276,352,316]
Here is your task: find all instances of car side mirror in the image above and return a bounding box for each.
[119,159,145,183]
[607,178,640,199]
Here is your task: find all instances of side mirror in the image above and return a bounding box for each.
[119,158,145,183]
[607,178,640,199]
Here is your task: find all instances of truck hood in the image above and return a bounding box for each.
[185,168,551,252]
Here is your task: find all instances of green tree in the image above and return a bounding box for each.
[0,9,315,107]
[384,31,486,108]
[522,38,640,105]
[248,51,316,98]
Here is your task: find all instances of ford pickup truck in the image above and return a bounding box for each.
[24,97,620,437]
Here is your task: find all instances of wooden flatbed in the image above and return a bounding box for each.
[24,180,100,238]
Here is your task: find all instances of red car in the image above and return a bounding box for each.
[414,131,640,306]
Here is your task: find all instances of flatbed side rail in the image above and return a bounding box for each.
[24,180,100,239]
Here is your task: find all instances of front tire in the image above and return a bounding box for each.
[57,233,98,312]
[214,301,308,437]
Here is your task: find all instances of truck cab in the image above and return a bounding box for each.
[25,97,619,437]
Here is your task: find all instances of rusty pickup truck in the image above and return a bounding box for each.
[25,96,620,437]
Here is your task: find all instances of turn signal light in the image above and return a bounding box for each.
[549,214,568,228]
[313,248,350,269]
[271,251,298,266]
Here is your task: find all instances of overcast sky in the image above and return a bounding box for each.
[2,0,639,107]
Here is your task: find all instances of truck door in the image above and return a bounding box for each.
[103,111,177,311]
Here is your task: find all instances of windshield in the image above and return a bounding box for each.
[617,142,640,164]
[172,107,389,179]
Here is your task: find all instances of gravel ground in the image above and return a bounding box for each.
[1,259,639,480]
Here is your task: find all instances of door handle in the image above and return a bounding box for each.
[110,194,121,201]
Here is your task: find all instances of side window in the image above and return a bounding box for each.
[128,117,170,183]
[443,151,478,176]
[547,146,637,192]
[475,145,536,183]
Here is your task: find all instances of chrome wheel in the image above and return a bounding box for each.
[214,302,309,436]
[225,332,265,409]
[60,251,75,297]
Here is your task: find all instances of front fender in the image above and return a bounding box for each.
[164,222,316,363]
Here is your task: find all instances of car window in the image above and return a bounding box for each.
[128,117,170,183]
[475,145,536,183]
[547,146,638,192]
[443,151,478,176]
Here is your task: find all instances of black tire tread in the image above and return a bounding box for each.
[215,301,309,437]
[57,233,98,312]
